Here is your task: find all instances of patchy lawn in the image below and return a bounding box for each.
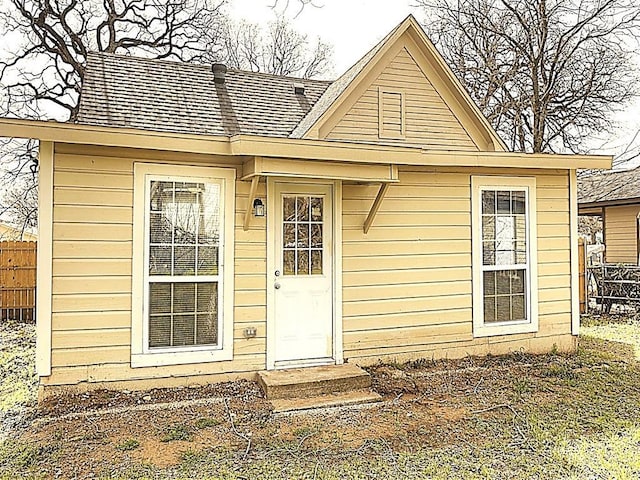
[582,313,640,359]
[0,320,37,439]
[1,317,640,479]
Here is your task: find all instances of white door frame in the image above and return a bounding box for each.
[266,177,343,370]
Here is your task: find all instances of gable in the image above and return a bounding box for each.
[325,47,478,150]
[295,15,505,152]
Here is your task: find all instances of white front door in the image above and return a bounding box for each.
[272,182,334,367]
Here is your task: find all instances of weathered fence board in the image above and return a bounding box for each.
[0,241,37,322]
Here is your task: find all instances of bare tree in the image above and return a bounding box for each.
[216,15,332,78]
[0,1,333,230]
[0,0,227,121]
[417,0,640,153]
[0,0,226,231]
[268,0,323,18]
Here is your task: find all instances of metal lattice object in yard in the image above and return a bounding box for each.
[588,264,640,313]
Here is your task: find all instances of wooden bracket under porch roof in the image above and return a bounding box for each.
[241,156,399,232]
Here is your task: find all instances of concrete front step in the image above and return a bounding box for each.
[270,389,382,413]
[257,363,372,401]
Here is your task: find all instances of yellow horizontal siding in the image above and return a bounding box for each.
[326,47,478,150]
[47,144,573,388]
[604,205,639,264]
[49,146,266,384]
[343,167,572,359]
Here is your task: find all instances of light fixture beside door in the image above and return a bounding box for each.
[253,198,265,217]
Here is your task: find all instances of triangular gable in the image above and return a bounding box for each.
[291,15,506,152]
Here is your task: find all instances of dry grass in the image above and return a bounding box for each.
[0,320,37,440]
[1,317,639,479]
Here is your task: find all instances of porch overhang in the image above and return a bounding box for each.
[241,157,398,232]
[241,156,399,183]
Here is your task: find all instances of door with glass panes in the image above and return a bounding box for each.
[273,182,333,366]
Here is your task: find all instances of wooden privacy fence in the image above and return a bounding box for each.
[0,241,36,322]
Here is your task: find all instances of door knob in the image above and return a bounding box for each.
[274,283,281,289]
[274,270,281,277]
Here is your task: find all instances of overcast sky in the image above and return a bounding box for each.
[227,0,418,76]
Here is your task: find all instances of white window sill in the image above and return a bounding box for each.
[131,348,233,368]
[473,320,538,338]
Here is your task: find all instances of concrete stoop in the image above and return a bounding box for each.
[257,363,382,413]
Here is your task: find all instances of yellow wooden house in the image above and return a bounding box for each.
[1,16,610,395]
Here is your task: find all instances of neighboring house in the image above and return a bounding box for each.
[0,16,609,394]
[0,222,37,242]
[579,167,640,265]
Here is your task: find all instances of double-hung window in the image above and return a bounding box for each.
[132,164,235,367]
[471,177,538,337]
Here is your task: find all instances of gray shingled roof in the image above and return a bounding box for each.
[578,167,640,205]
[77,52,331,138]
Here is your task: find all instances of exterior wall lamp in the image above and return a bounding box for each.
[253,198,265,217]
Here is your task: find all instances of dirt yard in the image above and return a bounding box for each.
[1,315,640,479]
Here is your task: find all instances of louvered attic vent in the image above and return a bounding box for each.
[378,87,405,140]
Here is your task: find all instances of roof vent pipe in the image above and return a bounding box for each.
[212,63,227,84]
[294,82,305,95]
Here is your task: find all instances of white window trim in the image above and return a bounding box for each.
[131,163,235,367]
[471,176,539,337]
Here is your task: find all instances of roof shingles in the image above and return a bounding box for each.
[578,167,640,205]
[77,52,332,138]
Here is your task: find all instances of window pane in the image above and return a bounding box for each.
[196,283,217,313]
[149,315,171,348]
[199,184,220,245]
[197,245,219,275]
[479,186,530,327]
[149,246,171,275]
[483,271,495,296]
[173,283,195,313]
[174,246,196,275]
[511,270,525,294]
[311,224,322,248]
[148,282,218,349]
[173,314,195,346]
[283,250,296,275]
[497,191,511,214]
[197,313,218,345]
[512,295,526,321]
[483,241,495,265]
[283,197,296,221]
[149,283,171,315]
[150,181,172,212]
[512,191,526,214]
[484,297,496,323]
[497,295,511,320]
[297,250,310,275]
[496,270,512,295]
[150,212,172,243]
[482,191,495,215]
[283,223,295,248]
[482,269,527,324]
[482,216,494,241]
[297,224,309,248]
[311,250,323,275]
[297,196,309,221]
[311,197,323,221]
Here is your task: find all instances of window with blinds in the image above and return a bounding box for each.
[472,176,538,338]
[146,180,222,349]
